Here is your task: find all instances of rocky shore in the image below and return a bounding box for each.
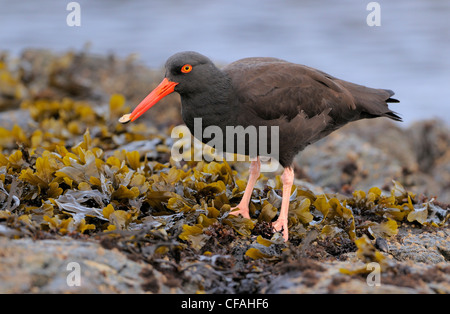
[0,49,449,293]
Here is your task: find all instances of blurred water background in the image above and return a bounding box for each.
[0,0,449,124]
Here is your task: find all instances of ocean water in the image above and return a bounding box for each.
[0,0,449,124]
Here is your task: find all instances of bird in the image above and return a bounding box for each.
[120,51,401,241]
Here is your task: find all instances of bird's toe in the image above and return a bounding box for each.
[229,206,251,219]
[272,219,288,241]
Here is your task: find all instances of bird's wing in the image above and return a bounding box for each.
[222,58,357,124]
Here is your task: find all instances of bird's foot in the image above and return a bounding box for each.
[229,205,251,219]
[272,218,288,241]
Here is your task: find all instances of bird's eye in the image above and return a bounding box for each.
[181,64,192,73]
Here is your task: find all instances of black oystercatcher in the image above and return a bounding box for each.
[120,51,401,241]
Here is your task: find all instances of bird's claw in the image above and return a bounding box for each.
[272,218,289,241]
[229,206,250,219]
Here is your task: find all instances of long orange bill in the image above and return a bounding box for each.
[127,78,178,122]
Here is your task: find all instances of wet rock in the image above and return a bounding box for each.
[297,127,404,192]
[265,226,450,294]
[296,118,450,202]
[0,237,167,293]
[409,119,450,172]
[0,109,33,131]
[388,226,450,264]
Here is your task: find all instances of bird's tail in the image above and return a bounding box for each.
[381,89,402,121]
[342,82,402,122]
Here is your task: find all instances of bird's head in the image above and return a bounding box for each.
[119,51,216,123]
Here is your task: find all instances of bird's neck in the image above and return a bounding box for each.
[180,71,236,133]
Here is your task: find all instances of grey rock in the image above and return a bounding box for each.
[0,237,164,293]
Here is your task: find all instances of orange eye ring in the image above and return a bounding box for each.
[181,64,192,73]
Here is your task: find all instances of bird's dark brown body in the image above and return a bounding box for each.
[169,52,400,167]
[124,51,401,241]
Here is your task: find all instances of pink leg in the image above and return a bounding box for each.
[272,167,294,241]
[229,157,261,219]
